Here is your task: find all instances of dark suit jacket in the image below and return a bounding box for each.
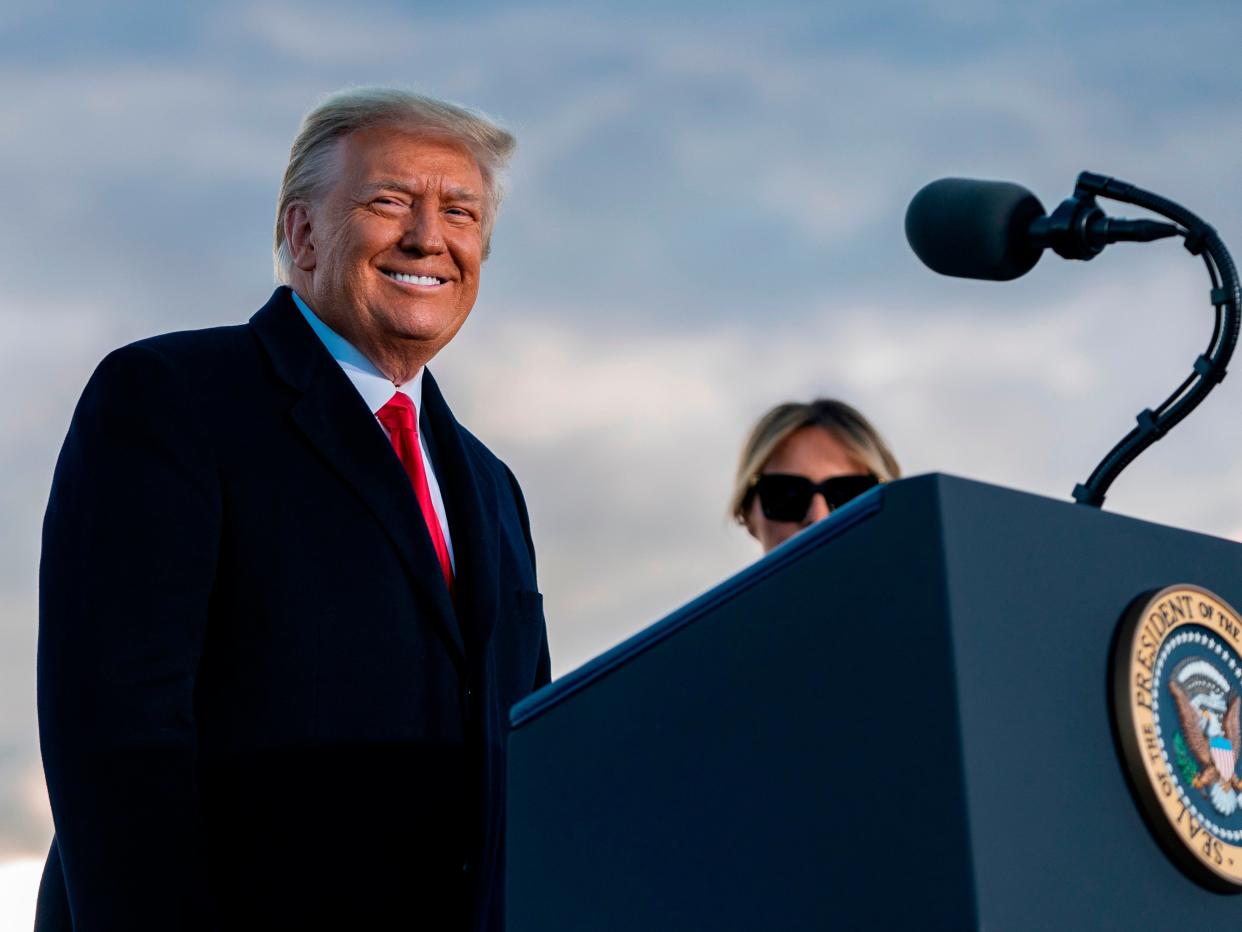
[36,287,550,931]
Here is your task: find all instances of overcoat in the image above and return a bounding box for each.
[36,287,550,931]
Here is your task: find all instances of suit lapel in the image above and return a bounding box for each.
[421,371,502,649]
[249,288,466,667]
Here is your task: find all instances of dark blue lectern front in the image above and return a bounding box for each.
[505,474,1242,930]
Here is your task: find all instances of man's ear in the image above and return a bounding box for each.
[285,203,317,271]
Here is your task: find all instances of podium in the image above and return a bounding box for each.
[505,474,1242,930]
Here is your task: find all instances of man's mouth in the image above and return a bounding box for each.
[383,271,447,286]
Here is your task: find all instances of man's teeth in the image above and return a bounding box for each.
[386,272,443,285]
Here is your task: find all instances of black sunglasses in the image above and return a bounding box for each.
[746,473,878,522]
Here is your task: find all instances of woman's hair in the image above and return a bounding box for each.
[273,86,517,282]
[729,398,901,522]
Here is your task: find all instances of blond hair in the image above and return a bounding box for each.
[273,86,516,282]
[729,399,901,522]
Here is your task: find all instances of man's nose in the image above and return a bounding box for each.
[401,202,447,254]
[802,494,831,526]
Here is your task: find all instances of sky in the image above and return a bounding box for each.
[3,0,1242,923]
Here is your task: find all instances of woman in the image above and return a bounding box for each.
[730,399,901,553]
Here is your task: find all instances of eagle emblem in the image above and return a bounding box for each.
[1169,657,1242,816]
[1114,585,1242,889]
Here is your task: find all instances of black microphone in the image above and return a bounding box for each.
[905,176,1179,281]
[902,169,1242,512]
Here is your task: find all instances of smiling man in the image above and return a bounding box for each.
[36,88,549,932]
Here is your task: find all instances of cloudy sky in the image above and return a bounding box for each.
[2,0,1241,922]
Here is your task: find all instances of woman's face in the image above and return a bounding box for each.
[744,426,868,553]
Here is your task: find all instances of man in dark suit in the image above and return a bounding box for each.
[36,87,549,931]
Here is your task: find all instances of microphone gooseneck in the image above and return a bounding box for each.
[905,171,1241,510]
[1066,172,1240,508]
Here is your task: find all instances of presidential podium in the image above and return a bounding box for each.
[505,474,1242,930]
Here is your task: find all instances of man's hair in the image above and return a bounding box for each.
[729,398,902,522]
[273,86,517,282]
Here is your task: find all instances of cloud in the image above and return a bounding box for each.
[0,858,42,931]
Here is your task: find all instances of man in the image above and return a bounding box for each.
[36,87,549,931]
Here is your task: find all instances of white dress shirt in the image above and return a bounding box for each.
[292,290,455,572]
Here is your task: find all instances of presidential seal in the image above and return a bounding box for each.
[1114,584,1242,890]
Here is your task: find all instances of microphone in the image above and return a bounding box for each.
[902,169,1241,512]
[905,176,1179,281]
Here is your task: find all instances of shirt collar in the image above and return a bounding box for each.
[291,290,423,414]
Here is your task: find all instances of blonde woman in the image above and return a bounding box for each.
[730,399,900,553]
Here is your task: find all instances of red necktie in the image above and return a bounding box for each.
[377,392,454,593]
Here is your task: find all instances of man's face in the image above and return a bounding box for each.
[293,125,486,375]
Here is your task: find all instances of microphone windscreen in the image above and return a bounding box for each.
[905,178,1046,281]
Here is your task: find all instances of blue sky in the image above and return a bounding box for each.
[2,0,1241,920]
